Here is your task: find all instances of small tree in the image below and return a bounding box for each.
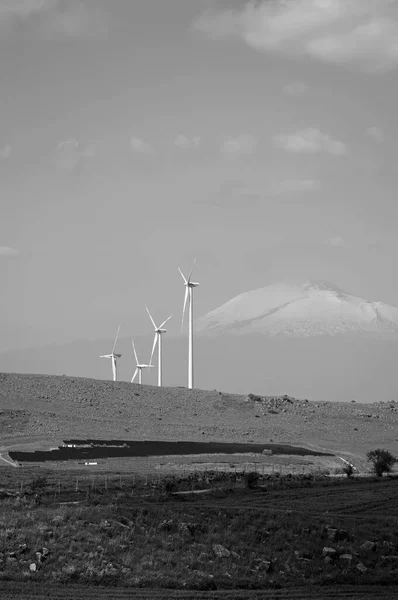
[343,463,354,478]
[367,449,396,477]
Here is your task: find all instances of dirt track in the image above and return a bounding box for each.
[1,372,397,466]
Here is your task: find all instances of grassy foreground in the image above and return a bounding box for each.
[1,470,398,592]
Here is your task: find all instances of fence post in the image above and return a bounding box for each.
[75,477,79,492]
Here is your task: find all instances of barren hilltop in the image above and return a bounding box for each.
[1,372,398,467]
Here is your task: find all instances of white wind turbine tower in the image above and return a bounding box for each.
[178,259,199,390]
[131,338,154,384]
[146,307,172,387]
[100,324,122,382]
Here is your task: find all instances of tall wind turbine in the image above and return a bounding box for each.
[100,325,122,382]
[146,307,172,387]
[178,259,199,390]
[131,338,154,384]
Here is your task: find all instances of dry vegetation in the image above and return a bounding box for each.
[0,469,398,595]
[1,372,398,598]
[1,373,398,469]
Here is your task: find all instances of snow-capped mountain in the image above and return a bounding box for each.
[196,281,398,339]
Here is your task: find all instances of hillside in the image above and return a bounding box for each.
[1,373,398,463]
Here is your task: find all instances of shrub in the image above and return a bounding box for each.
[244,472,259,489]
[366,448,396,477]
[343,463,354,478]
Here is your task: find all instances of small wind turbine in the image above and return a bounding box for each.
[100,324,122,382]
[178,259,199,390]
[146,307,172,387]
[131,337,154,384]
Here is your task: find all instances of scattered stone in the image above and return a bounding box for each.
[323,547,338,559]
[213,544,230,558]
[255,559,272,572]
[381,555,398,563]
[326,527,350,542]
[29,563,37,572]
[360,541,376,552]
[339,553,353,565]
[356,562,367,574]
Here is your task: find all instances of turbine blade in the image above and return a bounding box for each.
[145,306,157,329]
[132,337,139,364]
[159,315,172,329]
[178,266,187,284]
[150,333,158,366]
[187,257,196,283]
[181,287,189,330]
[112,324,121,354]
[131,368,138,383]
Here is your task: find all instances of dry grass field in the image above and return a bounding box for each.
[1,372,398,471]
[1,372,398,598]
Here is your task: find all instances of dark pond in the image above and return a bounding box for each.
[9,440,333,462]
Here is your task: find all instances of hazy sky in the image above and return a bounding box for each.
[1,0,398,352]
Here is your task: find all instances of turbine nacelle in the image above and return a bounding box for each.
[131,337,153,383]
[100,353,122,359]
[145,307,172,370]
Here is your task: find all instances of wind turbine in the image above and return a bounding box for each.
[100,324,122,382]
[131,337,154,384]
[178,259,199,390]
[146,307,172,387]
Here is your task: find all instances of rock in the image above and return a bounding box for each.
[339,554,353,565]
[324,556,333,564]
[356,562,367,573]
[255,559,272,572]
[213,544,230,558]
[323,547,338,559]
[381,555,398,563]
[326,527,350,542]
[29,563,37,572]
[360,541,376,552]
[18,544,29,554]
[42,547,49,557]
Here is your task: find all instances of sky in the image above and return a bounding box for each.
[1,0,398,353]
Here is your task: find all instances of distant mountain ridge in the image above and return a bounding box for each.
[196,280,398,339]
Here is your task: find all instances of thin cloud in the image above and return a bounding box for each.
[366,126,384,142]
[325,236,346,247]
[221,134,257,156]
[274,128,347,155]
[0,0,108,38]
[174,135,201,150]
[283,81,309,96]
[56,138,95,172]
[279,179,320,192]
[0,144,11,159]
[130,137,154,155]
[194,0,398,72]
[0,246,19,257]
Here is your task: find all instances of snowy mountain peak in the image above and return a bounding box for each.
[302,280,348,296]
[196,281,398,339]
